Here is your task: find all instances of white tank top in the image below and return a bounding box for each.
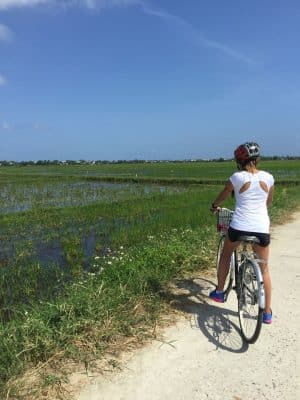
[229,170,274,233]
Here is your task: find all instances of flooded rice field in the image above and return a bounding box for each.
[0,179,182,214]
[0,178,189,273]
[1,175,208,311]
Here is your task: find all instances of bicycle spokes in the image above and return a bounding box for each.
[238,261,263,343]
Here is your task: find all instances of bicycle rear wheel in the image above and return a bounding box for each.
[238,260,263,343]
[216,235,235,295]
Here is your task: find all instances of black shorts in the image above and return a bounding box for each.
[228,226,270,247]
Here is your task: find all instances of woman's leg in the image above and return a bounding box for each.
[254,244,271,313]
[217,237,240,291]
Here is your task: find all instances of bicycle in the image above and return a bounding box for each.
[215,208,266,344]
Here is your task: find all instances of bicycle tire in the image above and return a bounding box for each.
[216,235,234,295]
[238,259,263,343]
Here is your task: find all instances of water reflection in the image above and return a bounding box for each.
[0,181,183,214]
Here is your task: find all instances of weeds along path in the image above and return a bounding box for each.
[77,213,300,400]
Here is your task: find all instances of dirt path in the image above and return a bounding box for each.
[77,214,300,400]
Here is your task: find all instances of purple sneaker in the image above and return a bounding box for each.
[263,310,272,324]
[209,289,225,303]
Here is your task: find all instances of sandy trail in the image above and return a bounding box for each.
[77,214,300,400]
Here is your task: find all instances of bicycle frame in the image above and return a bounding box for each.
[234,244,265,310]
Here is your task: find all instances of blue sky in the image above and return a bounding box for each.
[0,0,300,161]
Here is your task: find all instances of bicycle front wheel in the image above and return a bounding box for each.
[216,235,234,295]
[238,260,263,343]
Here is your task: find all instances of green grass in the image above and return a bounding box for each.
[1,159,300,182]
[1,227,216,397]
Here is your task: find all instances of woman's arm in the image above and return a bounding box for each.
[211,180,234,210]
[266,185,274,207]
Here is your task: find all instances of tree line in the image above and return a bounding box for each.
[0,156,299,167]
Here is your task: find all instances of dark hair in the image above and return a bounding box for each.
[237,157,258,171]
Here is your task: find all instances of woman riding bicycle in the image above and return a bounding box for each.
[209,142,274,324]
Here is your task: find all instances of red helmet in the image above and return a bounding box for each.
[234,142,260,163]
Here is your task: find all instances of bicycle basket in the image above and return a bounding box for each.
[217,208,233,233]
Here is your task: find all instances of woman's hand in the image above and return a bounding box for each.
[210,203,219,213]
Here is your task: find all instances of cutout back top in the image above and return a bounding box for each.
[229,170,274,233]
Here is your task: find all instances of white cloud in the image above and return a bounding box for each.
[0,74,6,86]
[64,0,142,10]
[95,1,255,64]
[141,4,255,65]
[0,120,50,132]
[0,0,254,64]
[0,0,50,9]
[0,0,141,9]
[0,23,13,42]
[1,121,10,129]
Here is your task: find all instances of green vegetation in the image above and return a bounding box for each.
[1,159,300,183]
[0,160,300,399]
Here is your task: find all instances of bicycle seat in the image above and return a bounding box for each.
[237,235,261,244]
